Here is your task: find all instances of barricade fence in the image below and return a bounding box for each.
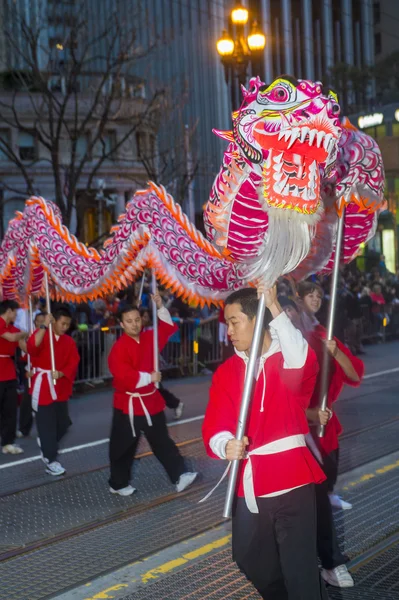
[72,316,222,385]
[72,305,399,386]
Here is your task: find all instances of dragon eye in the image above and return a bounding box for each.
[268,84,293,103]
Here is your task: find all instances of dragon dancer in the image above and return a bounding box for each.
[203,285,328,600]
[107,292,197,496]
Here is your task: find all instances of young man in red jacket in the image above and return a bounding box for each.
[202,285,328,600]
[107,292,198,496]
[0,300,28,455]
[27,307,80,476]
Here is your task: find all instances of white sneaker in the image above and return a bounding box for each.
[201,368,213,376]
[321,565,354,588]
[45,461,66,476]
[109,485,136,496]
[16,430,24,438]
[176,472,198,493]
[329,493,353,510]
[2,444,24,455]
[174,401,184,420]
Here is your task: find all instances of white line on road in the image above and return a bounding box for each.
[1,367,397,471]
[0,415,205,470]
[363,367,399,380]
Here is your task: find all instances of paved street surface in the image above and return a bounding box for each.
[1,341,399,599]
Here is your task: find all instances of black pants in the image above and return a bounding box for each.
[315,479,347,569]
[18,377,33,436]
[323,449,339,493]
[35,402,72,463]
[0,380,18,446]
[109,409,186,490]
[232,485,328,600]
[159,384,180,410]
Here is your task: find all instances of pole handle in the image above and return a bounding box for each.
[151,271,159,389]
[44,272,57,386]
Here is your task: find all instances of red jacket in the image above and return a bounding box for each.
[108,315,177,416]
[27,330,80,404]
[0,317,20,382]
[203,312,325,502]
[307,324,364,455]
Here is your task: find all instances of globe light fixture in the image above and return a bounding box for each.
[217,30,235,57]
[247,21,266,52]
[231,3,249,25]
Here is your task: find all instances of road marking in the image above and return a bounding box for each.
[0,416,205,470]
[363,366,399,380]
[342,458,399,490]
[1,366,398,471]
[82,534,232,599]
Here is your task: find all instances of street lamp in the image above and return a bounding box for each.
[217,3,266,109]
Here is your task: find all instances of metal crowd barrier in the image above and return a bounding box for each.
[72,316,221,385]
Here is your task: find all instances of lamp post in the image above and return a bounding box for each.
[217,3,266,110]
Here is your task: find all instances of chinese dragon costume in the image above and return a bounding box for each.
[0,76,385,305]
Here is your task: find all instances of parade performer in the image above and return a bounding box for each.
[202,285,328,600]
[107,292,198,496]
[27,307,79,476]
[279,295,354,589]
[140,307,184,420]
[0,300,28,455]
[17,312,46,438]
[297,281,364,513]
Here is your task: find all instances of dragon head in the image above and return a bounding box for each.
[215,75,342,222]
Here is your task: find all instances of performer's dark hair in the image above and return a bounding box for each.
[297,281,324,299]
[118,304,140,321]
[53,306,72,321]
[0,300,19,315]
[34,311,47,323]
[278,295,299,312]
[225,288,272,329]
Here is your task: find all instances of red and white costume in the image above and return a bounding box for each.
[306,323,364,455]
[108,307,177,436]
[27,330,80,410]
[203,311,325,513]
[0,317,20,382]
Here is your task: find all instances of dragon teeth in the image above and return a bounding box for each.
[287,128,300,149]
[273,152,283,163]
[316,131,324,147]
[323,133,332,151]
[282,184,290,196]
[308,129,317,145]
[300,127,309,143]
[273,162,283,173]
[291,185,299,196]
[274,175,289,193]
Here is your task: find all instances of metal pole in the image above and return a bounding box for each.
[223,294,266,518]
[27,296,34,392]
[151,271,159,388]
[44,272,57,386]
[318,209,345,437]
[137,271,146,307]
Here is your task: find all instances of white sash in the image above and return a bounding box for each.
[32,369,57,411]
[126,389,156,437]
[199,434,306,514]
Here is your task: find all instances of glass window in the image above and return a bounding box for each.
[3,198,25,231]
[373,1,381,24]
[18,131,36,161]
[76,134,89,159]
[94,131,116,160]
